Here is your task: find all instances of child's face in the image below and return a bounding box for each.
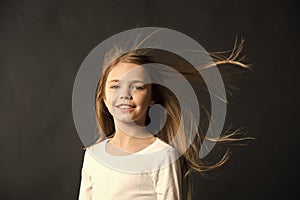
[104,62,153,126]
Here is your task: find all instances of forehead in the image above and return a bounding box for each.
[107,62,150,82]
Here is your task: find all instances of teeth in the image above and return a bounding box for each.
[118,105,132,109]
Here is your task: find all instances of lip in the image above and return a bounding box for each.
[115,104,136,112]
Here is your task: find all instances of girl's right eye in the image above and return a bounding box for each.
[110,85,120,89]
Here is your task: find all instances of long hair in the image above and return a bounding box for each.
[94,41,252,200]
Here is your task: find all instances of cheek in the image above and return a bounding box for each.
[105,95,110,102]
[104,91,115,106]
[136,93,152,107]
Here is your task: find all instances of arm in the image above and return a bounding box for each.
[156,149,182,200]
[78,151,93,200]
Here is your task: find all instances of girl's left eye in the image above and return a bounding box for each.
[132,85,144,90]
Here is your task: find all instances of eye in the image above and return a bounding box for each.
[132,85,144,90]
[110,84,120,89]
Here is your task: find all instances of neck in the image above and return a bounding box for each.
[111,121,155,145]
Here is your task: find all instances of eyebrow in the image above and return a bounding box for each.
[107,79,119,83]
[107,79,146,84]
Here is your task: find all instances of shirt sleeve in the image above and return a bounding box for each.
[78,150,93,200]
[155,149,182,200]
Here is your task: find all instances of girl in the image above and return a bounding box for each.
[78,40,251,200]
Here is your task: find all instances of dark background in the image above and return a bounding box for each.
[0,0,298,199]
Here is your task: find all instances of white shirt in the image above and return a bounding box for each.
[78,137,182,200]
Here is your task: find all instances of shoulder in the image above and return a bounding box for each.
[155,137,174,149]
[152,137,179,158]
[86,138,109,153]
[146,137,180,169]
[145,137,175,152]
[82,139,109,165]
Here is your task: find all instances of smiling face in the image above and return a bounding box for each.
[103,62,153,126]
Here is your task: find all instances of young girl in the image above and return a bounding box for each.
[78,37,251,200]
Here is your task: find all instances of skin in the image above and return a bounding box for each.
[103,62,156,154]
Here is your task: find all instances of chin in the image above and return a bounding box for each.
[115,116,145,126]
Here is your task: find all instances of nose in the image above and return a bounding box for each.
[120,94,132,100]
[119,88,132,100]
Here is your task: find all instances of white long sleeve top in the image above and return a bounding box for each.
[78,137,182,200]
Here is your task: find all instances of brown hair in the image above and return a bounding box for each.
[94,41,253,200]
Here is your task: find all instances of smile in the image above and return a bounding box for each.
[118,105,132,109]
[116,104,136,111]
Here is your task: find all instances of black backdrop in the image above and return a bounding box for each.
[0,0,298,199]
